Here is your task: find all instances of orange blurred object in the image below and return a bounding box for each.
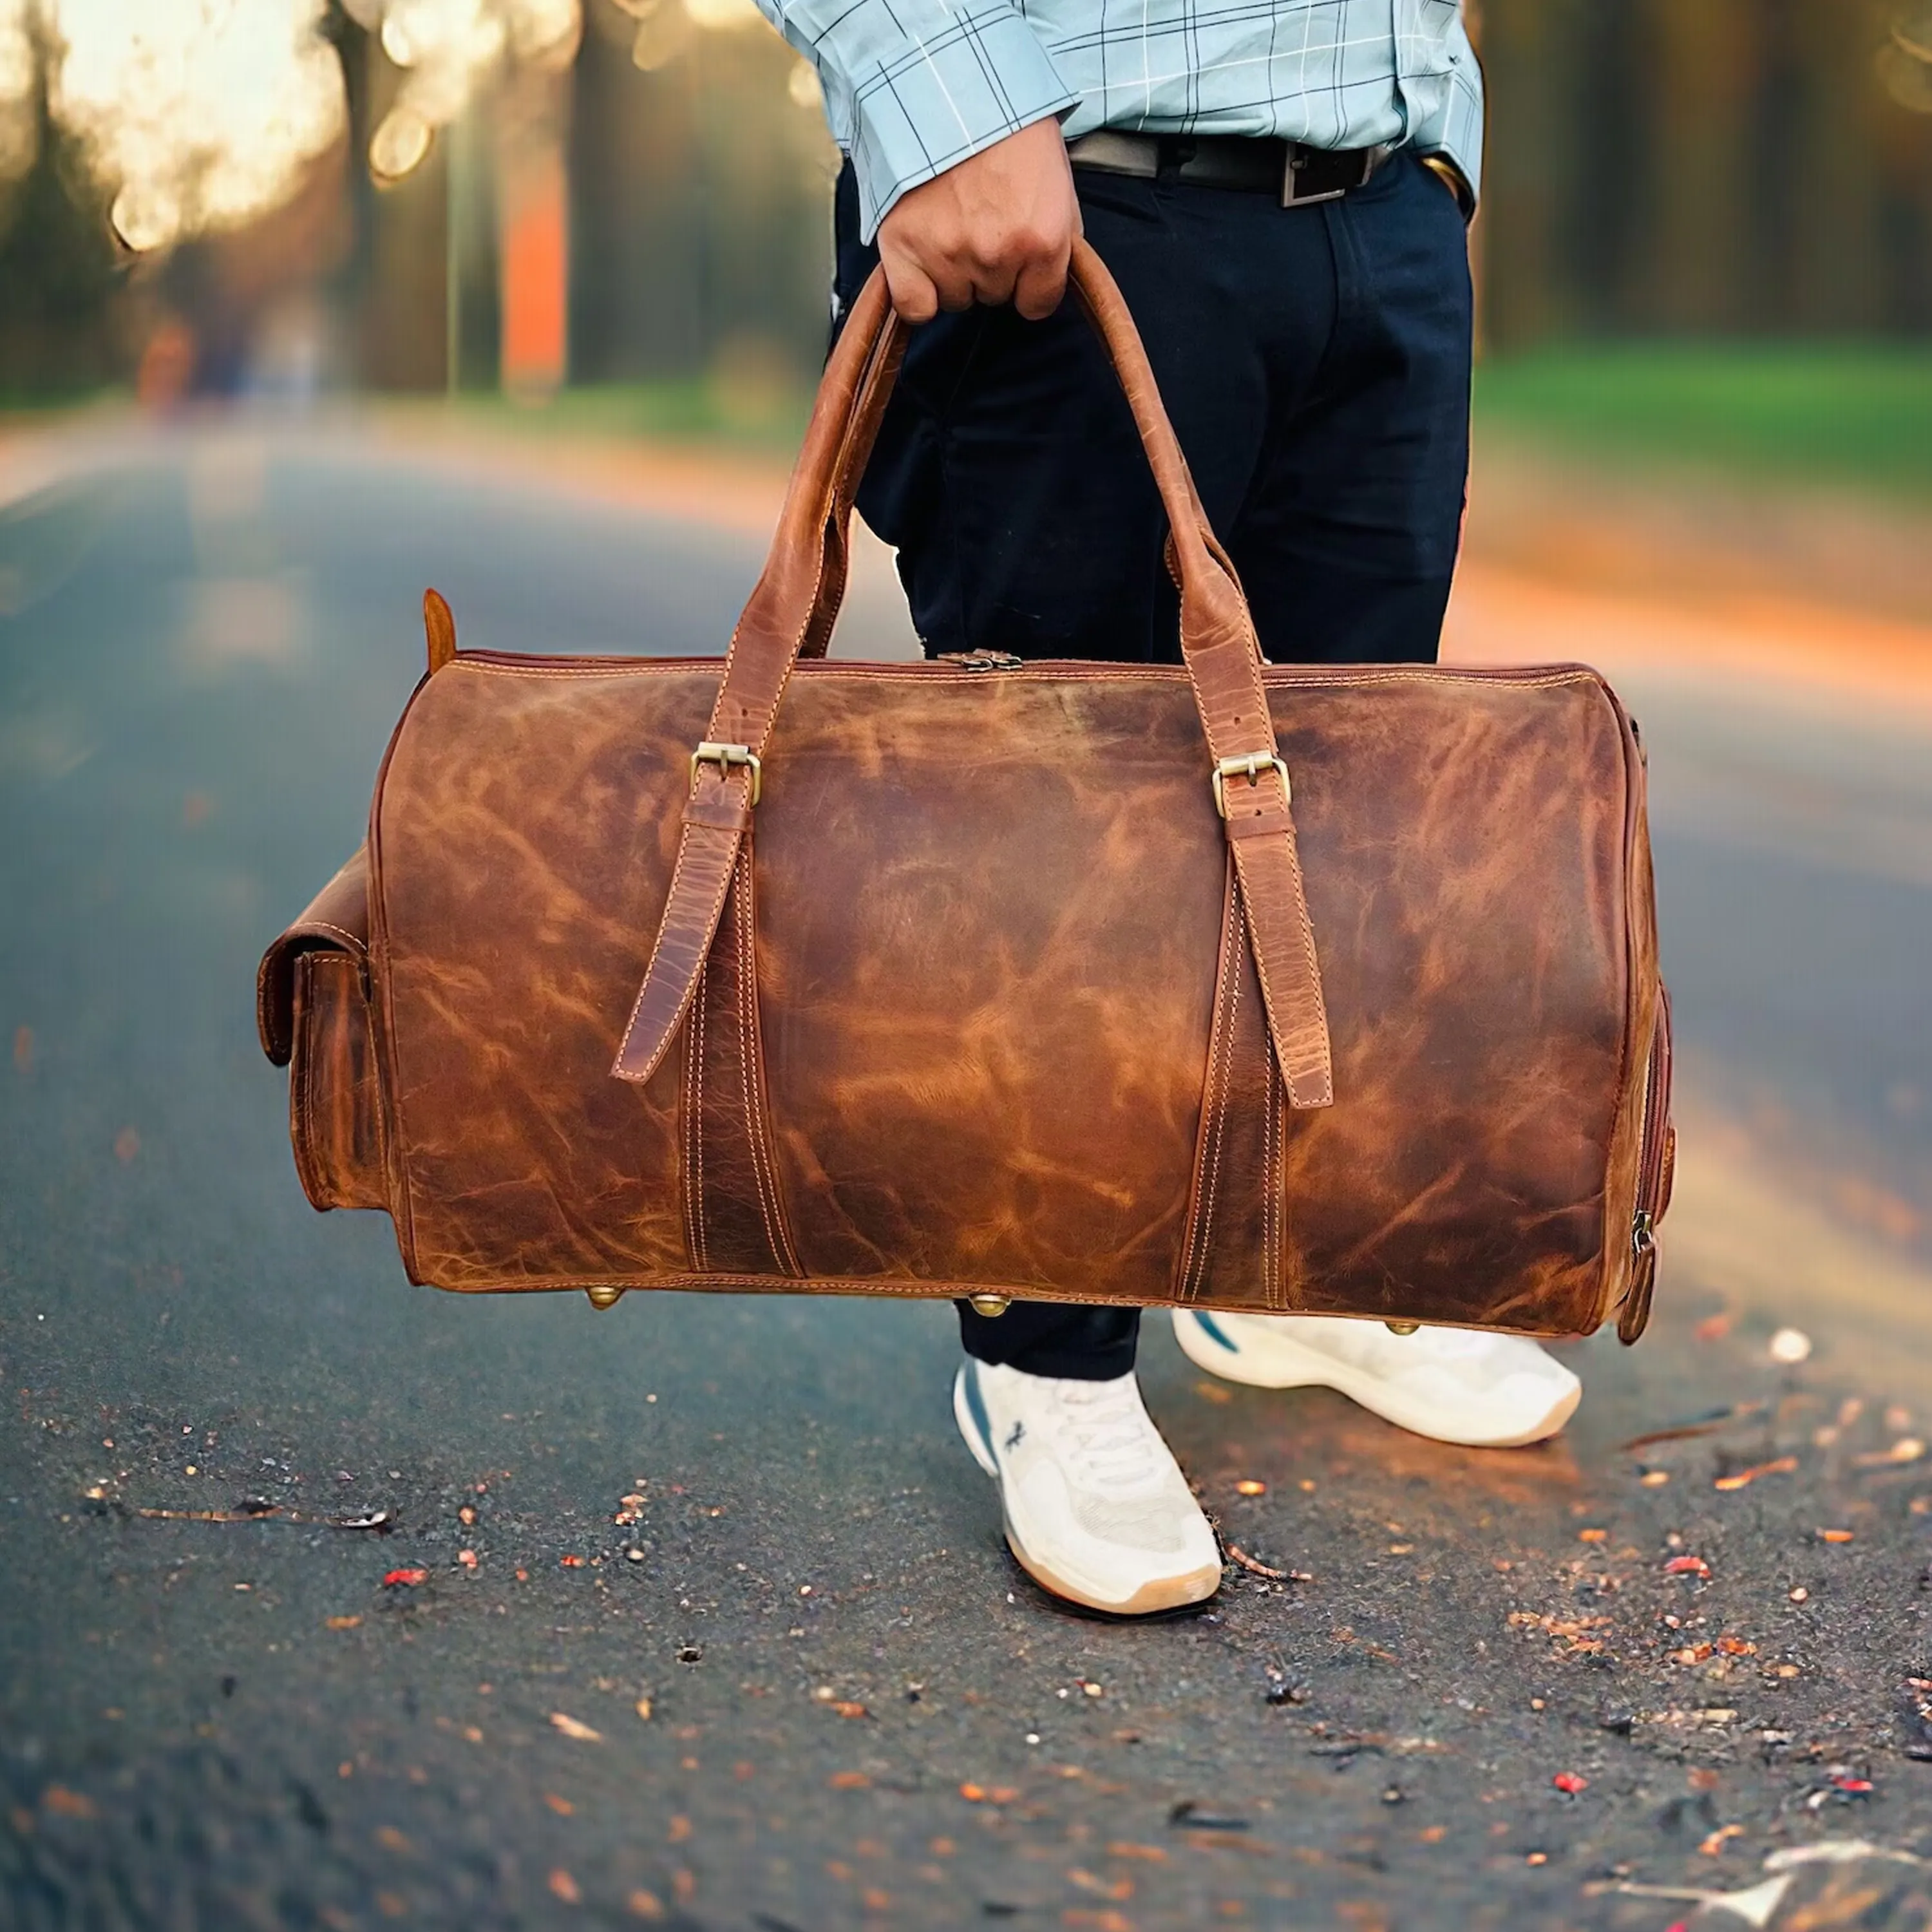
[499,132,567,397]
[137,322,196,410]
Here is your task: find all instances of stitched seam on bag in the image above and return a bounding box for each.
[735,865,794,1276]
[681,972,697,1268]
[453,660,1602,694]
[695,969,710,1273]
[1173,904,1226,1300]
[741,882,803,1278]
[1265,1063,1285,1312]
[1180,896,1238,1303]
[303,920,367,958]
[1198,947,1239,1301]
[1261,1052,1274,1308]
[683,967,708,1274]
[310,960,343,1204]
[360,976,390,1206]
[294,965,323,1204]
[408,1272,1601,1326]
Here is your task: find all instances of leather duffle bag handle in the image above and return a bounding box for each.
[612,239,1335,1112]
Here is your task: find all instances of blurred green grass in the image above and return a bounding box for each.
[1472,342,1932,500]
[505,345,1932,502]
[454,378,812,451]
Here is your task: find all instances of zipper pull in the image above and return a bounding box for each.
[933,649,1023,671]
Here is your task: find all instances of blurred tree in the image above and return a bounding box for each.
[0,22,123,399]
[569,0,837,388]
[1478,0,1932,346]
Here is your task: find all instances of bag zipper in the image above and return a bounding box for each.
[1618,983,1674,1344]
[932,649,1024,671]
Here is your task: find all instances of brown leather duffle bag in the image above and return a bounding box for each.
[258,242,1674,1342]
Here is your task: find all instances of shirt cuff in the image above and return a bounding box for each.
[1408,24,1483,207]
[846,6,1079,240]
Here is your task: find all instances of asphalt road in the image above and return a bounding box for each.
[3,422,1931,1931]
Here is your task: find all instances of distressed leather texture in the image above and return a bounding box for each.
[256,249,1673,1340]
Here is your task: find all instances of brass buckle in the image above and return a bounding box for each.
[690,741,762,806]
[1211,752,1291,819]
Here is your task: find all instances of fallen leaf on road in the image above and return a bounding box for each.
[1622,1403,1764,1454]
[560,1554,585,1567]
[137,1506,281,1524]
[829,1771,869,1789]
[1714,1457,1798,1491]
[132,1504,393,1531]
[1553,1772,1588,1794]
[1717,1636,1757,1656]
[1855,1439,1925,1468]
[325,1615,362,1630]
[1168,1800,1249,1831]
[634,1696,652,1722]
[829,1701,867,1719]
[1577,1528,1607,1542]
[1699,1824,1745,1857]
[1817,1528,1855,1544]
[1225,1544,1287,1580]
[547,1868,580,1903]
[1665,1555,1710,1577]
[1235,1479,1266,1496]
[545,1794,574,1815]
[1069,1867,1134,1900]
[381,1568,428,1588]
[549,1712,602,1742]
[41,1786,96,1819]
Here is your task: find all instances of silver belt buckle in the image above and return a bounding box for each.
[1281,142,1373,208]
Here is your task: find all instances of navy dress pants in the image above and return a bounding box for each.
[829,144,1473,1381]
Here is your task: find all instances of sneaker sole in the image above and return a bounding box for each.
[951,1370,1223,1616]
[1171,1311,1580,1449]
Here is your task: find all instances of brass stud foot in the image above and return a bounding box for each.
[1384,1320,1420,1336]
[967,1294,1012,1318]
[585,1284,625,1311]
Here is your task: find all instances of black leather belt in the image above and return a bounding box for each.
[1067,129,1397,206]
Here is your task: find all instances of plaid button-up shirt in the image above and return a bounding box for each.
[759,0,1482,238]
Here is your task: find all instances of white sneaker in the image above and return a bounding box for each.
[952,1360,1224,1616]
[1171,1309,1580,1448]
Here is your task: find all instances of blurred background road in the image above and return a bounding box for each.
[5,3,1932,1928]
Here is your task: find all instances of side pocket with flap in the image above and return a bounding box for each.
[290,951,388,1211]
